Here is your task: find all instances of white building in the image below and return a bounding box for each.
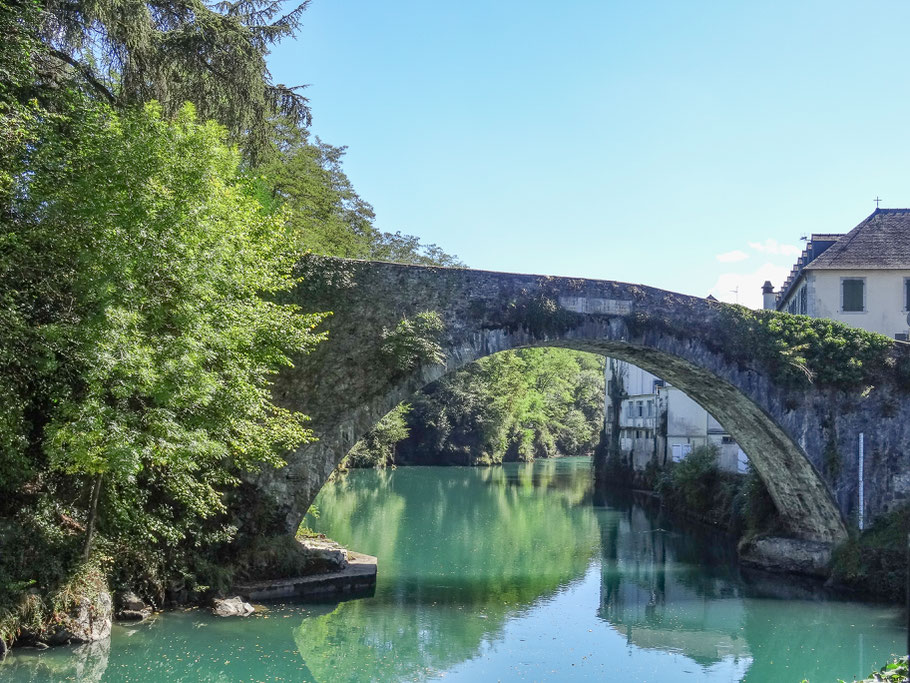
[615,363,663,470]
[609,361,748,474]
[767,208,910,340]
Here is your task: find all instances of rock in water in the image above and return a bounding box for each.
[212,597,255,617]
[739,536,833,577]
[118,591,146,612]
[45,592,113,645]
[115,590,152,622]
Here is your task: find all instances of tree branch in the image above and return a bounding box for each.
[48,48,116,104]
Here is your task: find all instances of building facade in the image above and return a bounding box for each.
[608,361,748,475]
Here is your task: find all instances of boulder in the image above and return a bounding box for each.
[114,590,152,622]
[739,536,833,578]
[44,591,113,645]
[212,596,255,617]
[297,536,349,570]
[117,591,146,612]
[116,609,151,622]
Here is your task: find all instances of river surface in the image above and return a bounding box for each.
[2,456,905,682]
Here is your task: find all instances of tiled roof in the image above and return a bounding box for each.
[806,208,910,270]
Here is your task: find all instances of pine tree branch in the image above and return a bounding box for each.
[48,48,116,104]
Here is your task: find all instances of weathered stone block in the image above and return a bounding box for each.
[297,536,349,570]
[739,536,833,577]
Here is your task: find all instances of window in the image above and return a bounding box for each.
[905,278,910,311]
[671,443,692,463]
[637,400,643,417]
[786,286,808,315]
[842,278,865,312]
[626,403,633,418]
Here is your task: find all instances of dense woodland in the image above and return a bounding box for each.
[0,0,606,644]
[346,349,604,469]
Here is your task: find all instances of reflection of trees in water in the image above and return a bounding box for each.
[298,460,600,681]
[294,599,513,683]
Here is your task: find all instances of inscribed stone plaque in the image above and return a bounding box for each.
[557,296,633,315]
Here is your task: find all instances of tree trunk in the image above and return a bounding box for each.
[83,474,103,560]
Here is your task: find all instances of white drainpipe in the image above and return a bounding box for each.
[858,433,865,532]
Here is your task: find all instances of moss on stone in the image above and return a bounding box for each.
[502,292,581,337]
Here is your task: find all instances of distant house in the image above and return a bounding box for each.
[766,208,910,340]
[615,363,662,469]
[610,362,748,475]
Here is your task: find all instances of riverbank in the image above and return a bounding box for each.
[0,534,375,657]
[615,446,910,601]
[851,656,909,683]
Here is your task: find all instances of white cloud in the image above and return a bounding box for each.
[747,238,802,257]
[709,262,792,309]
[716,250,749,263]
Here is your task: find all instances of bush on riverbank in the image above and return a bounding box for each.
[654,446,779,537]
[830,504,910,601]
[822,655,910,683]
[0,56,321,645]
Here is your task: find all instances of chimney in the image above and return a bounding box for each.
[761,281,776,310]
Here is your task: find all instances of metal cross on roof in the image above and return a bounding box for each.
[874,196,882,208]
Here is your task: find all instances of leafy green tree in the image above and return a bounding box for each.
[0,90,324,610]
[343,404,411,470]
[255,120,463,264]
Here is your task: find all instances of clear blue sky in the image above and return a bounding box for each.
[269,0,910,308]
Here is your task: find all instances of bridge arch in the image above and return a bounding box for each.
[254,257,910,546]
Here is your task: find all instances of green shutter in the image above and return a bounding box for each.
[842,279,864,312]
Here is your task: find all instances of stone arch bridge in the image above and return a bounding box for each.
[255,257,910,546]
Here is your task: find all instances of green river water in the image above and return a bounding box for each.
[2,456,905,682]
